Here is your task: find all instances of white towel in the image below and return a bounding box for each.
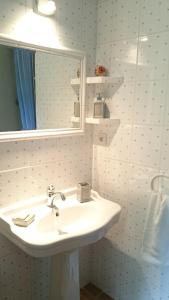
[142,191,169,266]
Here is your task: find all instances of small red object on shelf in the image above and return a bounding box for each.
[95,65,107,76]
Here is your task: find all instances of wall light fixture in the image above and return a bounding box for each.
[34,0,56,16]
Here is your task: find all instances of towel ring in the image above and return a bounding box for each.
[151,175,169,192]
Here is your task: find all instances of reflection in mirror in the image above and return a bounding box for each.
[35,52,80,129]
[0,44,81,132]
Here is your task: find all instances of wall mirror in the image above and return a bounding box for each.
[0,35,86,141]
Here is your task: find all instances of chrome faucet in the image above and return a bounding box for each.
[47,185,66,216]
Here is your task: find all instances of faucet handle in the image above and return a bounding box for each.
[47,184,55,196]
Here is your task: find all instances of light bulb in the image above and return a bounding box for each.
[36,0,56,16]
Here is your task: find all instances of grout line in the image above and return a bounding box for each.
[96,29,169,47]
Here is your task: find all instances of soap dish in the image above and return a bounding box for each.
[12,214,35,227]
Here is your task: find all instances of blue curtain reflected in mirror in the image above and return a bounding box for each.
[14,48,36,130]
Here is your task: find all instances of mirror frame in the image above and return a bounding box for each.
[0,34,86,142]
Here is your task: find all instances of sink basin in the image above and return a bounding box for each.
[0,188,121,300]
[0,189,121,257]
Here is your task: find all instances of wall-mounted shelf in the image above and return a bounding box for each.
[71,76,123,86]
[71,116,119,125]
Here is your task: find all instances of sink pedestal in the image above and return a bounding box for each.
[50,249,80,300]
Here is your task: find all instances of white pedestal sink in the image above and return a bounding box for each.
[0,189,121,300]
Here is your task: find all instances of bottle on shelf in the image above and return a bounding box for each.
[93,93,106,118]
[74,94,80,117]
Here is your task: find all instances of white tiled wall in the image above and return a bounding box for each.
[0,0,97,299]
[91,0,169,299]
[1,1,169,299]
